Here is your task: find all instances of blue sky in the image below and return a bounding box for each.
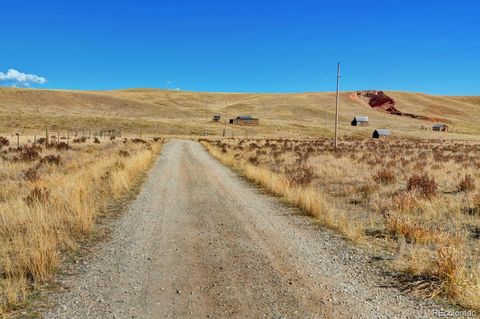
[0,0,479,95]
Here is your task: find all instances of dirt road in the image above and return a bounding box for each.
[45,140,444,318]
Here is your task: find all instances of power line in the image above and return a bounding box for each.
[340,19,480,64]
[334,62,340,149]
[293,20,480,88]
[344,44,480,78]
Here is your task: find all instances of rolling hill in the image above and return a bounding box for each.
[0,87,479,139]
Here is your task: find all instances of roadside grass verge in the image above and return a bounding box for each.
[203,143,364,242]
[0,137,163,315]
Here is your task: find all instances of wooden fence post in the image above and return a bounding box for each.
[46,127,49,145]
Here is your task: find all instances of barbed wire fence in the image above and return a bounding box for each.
[0,127,155,149]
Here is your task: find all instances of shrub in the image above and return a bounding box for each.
[248,143,258,151]
[24,186,50,206]
[73,136,87,143]
[457,174,475,192]
[23,167,39,181]
[407,173,437,199]
[435,246,466,297]
[54,142,70,151]
[284,166,314,187]
[119,150,130,157]
[248,156,259,166]
[94,137,101,144]
[0,136,9,148]
[132,138,147,144]
[40,155,61,165]
[373,169,396,185]
[19,147,40,162]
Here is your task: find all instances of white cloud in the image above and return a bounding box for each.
[0,69,47,86]
[163,80,181,91]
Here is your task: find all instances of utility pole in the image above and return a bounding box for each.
[205,102,208,122]
[334,62,340,149]
[223,99,227,137]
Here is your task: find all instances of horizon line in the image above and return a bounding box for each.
[0,86,478,97]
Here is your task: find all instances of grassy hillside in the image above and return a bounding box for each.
[0,87,479,139]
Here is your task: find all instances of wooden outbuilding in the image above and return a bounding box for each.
[372,129,391,139]
[230,116,259,126]
[432,123,448,132]
[351,116,369,126]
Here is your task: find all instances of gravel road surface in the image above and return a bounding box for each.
[45,140,446,318]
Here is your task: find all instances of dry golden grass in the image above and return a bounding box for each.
[202,137,480,310]
[0,136,163,315]
[204,143,364,242]
[1,87,480,140]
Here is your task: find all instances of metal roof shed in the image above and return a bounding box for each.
[432,123,449,131]
[351,116,369,126]
[372,129,391,138]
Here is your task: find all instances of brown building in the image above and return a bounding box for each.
[229,116,259,125]
[432,123,448,132]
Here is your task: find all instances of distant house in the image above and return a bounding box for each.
[212,115,221,122]
[432,123,448,132]
[372,129,391,139]
[351,116,369,126]
[229,115,259,126]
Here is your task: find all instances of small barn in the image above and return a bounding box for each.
[212,115,221,122]
[432,123,448,132]
[351,116,369,126]
[372,129,391,139]
[230,116,259,126]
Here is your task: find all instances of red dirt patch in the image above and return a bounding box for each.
[352,91,451,123]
